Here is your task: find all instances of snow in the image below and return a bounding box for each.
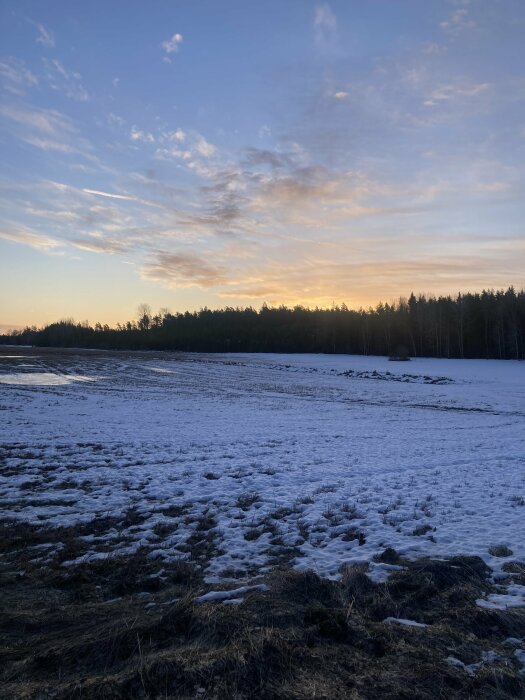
[447,648,523,676]
[365,563,404,583]
[383,617,428,628]
[1,348,524,589]
[503,637,524,647]
[476,584,525,610]
[446,656,484,676]
[0,372,96,385]
[514,649,525,673]
[196,584,269,603]
[446,656,469,670]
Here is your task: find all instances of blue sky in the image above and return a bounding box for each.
[1,0,524,328]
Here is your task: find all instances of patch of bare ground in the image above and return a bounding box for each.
[0,521,524,699]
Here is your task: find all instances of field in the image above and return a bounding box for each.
[1,347,524,698]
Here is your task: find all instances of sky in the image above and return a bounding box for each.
[1,0,524,329]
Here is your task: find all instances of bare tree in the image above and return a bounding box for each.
[137,303,152,331]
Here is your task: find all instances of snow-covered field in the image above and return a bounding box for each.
[1,348,524,598]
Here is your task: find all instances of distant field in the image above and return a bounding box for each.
[1,348,524,697]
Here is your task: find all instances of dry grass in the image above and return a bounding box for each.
[1,519,524,699]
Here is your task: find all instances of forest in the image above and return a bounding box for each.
[2,288,524,359]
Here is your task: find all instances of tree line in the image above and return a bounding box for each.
[2,288,524,359]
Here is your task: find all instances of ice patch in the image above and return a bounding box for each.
[503,637,524,647]
[514,649,525,673]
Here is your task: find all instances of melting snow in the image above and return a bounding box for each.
[383,617,428,628]
[196,584,269,603]
[1,349,524,586]
[0,372,96,385]
[476,584,525,610]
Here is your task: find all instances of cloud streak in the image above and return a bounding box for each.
[82,189,138,201]
[314,4,337,53]
[0,104,71,134]
[424,82,491,106]
[0,103,98,162]
[0,224,61,251]
[0,58,38,95]
[43,58,89,101]
[141,251,227,288]
[2,1,524,319]
[440,7,476,35]
[34,22,55,48]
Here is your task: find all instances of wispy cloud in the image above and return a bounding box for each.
[0,57,38,95]
[0,224,61,251]
[155,146,192,161]
[314,4,337,53]
[130,126,155,143]
[473,181,510,194]
[23,137,77,153]
[107,112,125,128]
[71,237,128,254]
[43,58,89,101]
[0,104,73,136]
[2,1,523,314]
[4,50,514,300]
[0,103,96,159]
[424,82,491,106]
[34,22,55,48]
[154,131,217,170]
[162,32,183,61]
[141,251,227,288]
[214,253,520,307]
[440,7,476,35]
[165,128,186,142]
[258,125,271,139]
[422,42,445,56]
[82,188,138,201]
[3,122,521,305]
[195,136,216,157]
[1,179,169,259]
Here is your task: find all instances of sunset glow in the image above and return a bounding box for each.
[1,1,524,328]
